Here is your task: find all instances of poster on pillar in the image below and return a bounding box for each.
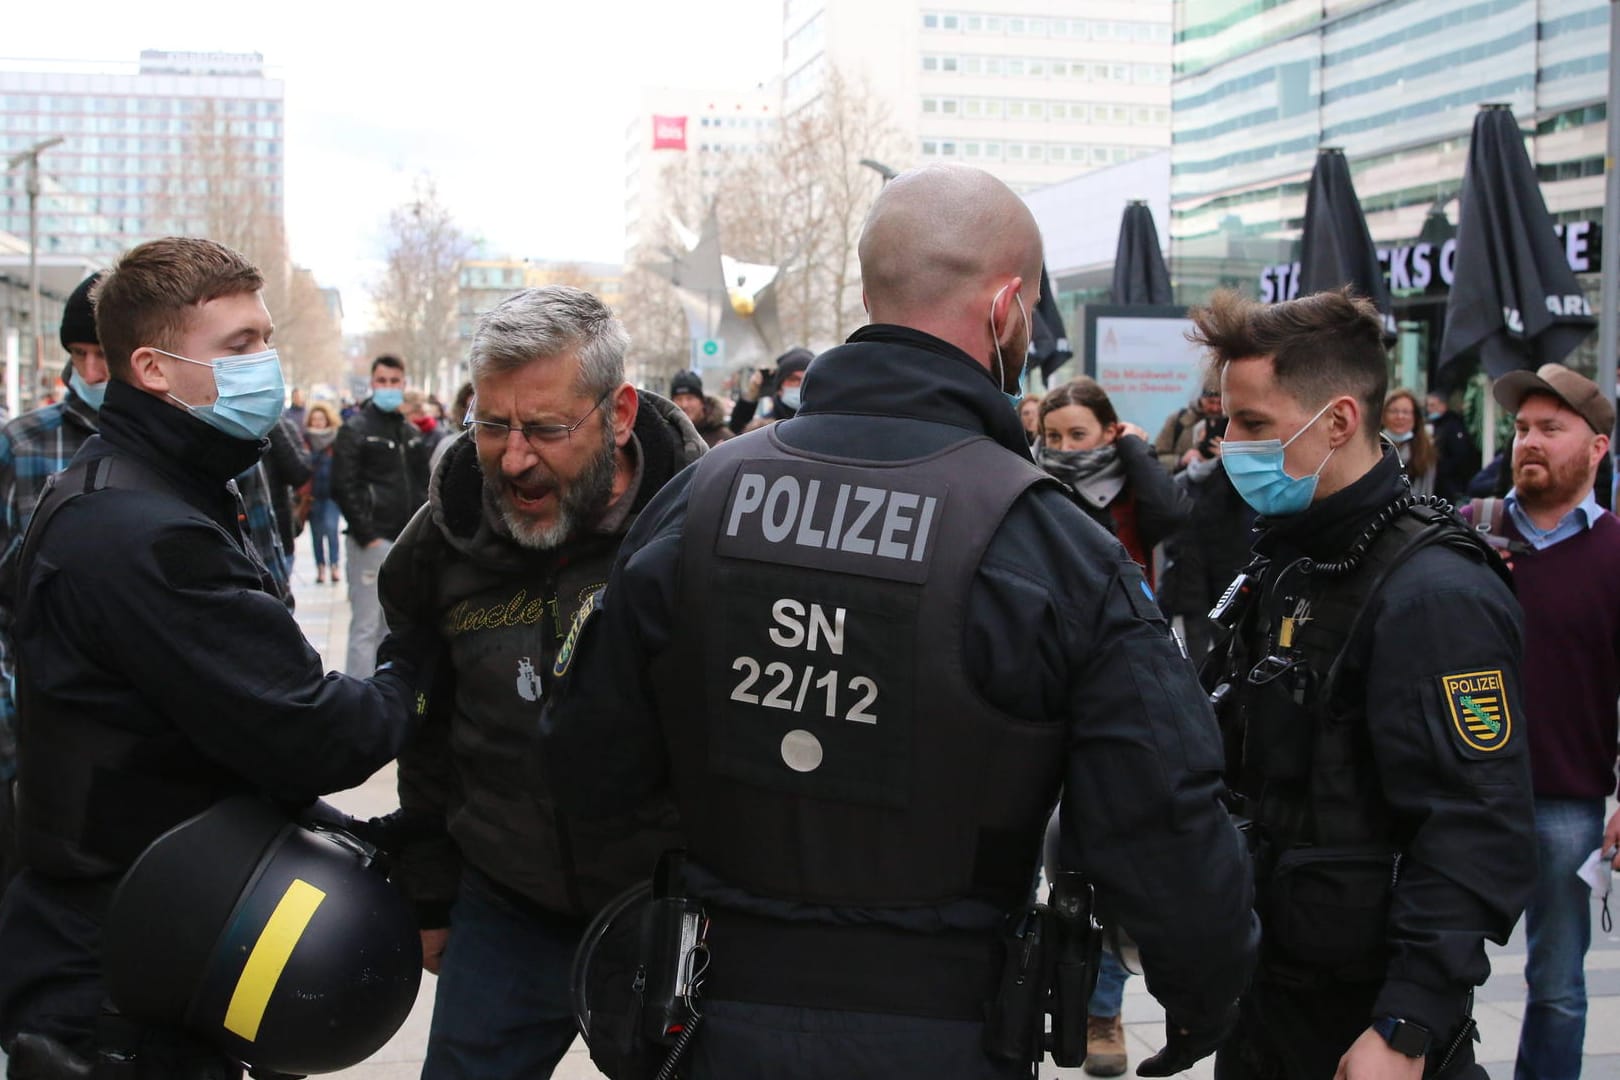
[1081,305,1206,433]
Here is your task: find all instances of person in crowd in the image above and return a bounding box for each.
[729,347,810,432]
[332,355,429,674]
[1427,389,1479,502]
[1467,365,1620,1080]
[1018,393,1042,448]
[1037,377,1186,586]
[669,369,732,448]
[539,164,1256,1080]
[265,414,312,576]
[405,388,447,457]
[1194,286,1533,1079]
[380,287,704,1080]
[429,382,477,477]
[284,385,308,429]
[1383,387,1437,497]
[1153,374,1223,472]
[0,273,107,892]
[0,237,437,1074]
[304,401,342,584]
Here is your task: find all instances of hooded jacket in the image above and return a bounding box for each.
[381,390,705,924]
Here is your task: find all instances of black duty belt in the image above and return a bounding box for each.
[700,909,1000,1022]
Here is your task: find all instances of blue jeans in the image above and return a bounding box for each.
[1515,797,1603,1080]
[1088,948,1129,1018]
[309,498,340,569]
[420,868,581,1080]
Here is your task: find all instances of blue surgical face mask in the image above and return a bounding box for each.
[779,385,803,412]
[1221,399,1337,517]
[154,347,287,441]
[1384,429,1414,445]
[373,387,405,413]
[989,283,1031,411]
[69,370,108,412]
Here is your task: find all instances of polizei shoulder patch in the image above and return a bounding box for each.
[553,587,603,679]
[1440,670,1513,754]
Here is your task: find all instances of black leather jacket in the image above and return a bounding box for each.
[331,400,428,545]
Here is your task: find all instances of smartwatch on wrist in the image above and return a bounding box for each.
[1371,1015,1431,1058]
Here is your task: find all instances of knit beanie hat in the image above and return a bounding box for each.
[60,273,101,350]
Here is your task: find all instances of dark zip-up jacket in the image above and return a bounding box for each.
[332,399,428,546]
[539,326,1259,1035]
[0,380,434,1045]
[381,391,705,926]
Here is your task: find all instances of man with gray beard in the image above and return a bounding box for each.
[377,286,706,1080]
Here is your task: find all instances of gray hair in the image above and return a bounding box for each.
[467,285,629,398]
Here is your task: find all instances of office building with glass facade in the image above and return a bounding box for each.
[0,50,284,262]
[1170,0,1607,383]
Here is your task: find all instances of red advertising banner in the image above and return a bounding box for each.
[652,115,688,151]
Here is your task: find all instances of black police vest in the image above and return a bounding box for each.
[1226,505,1500,849]
[650,427,1065,909]
[13,453,273,880]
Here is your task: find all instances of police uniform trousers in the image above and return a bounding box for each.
[1214,978,1484,1080]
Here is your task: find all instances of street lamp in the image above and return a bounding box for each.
[7,136,65,404]
[859,158,899,184]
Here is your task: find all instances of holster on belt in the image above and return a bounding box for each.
[983,872,1103,1068]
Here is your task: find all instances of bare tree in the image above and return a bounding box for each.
[370,179,476,396]
[160,101,342,391]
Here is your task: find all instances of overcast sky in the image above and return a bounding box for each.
[6,0,784,331]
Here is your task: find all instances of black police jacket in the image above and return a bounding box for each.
[540,324,1259,1035]
[8,380,430,884]
[1222,452,1533,1037]
[332,399,428,546]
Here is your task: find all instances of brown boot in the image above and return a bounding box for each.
[1084,1014,1127,1077]
[316,566,326,584]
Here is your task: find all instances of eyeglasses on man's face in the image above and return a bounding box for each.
[465,391,610,448]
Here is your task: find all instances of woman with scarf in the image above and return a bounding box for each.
[1037,377,1186,587]
[1383,386,1437,497]
[304,401,343,584]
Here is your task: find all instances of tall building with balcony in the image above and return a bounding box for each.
[1169,0,1608,381]
[0,50,285,261]
[783,0,1173,192]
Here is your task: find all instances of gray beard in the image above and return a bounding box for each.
[487,422,618,550]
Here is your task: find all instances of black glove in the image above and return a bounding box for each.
[1137,1011,1236,1077]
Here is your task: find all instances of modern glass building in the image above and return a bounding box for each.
[1169,0,1608,384]
[0,50,285,261]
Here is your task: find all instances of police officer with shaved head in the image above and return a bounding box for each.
[539,164,1257,1079]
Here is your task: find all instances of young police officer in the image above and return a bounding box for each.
[540,165,1257,1078]
[0,238,436,1075]
[1195,288,1534,1078]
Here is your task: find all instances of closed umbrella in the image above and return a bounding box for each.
[1110,200,1172,306]
[1029,265,1072,382]
[1297,147,1392,323]
[1439,104,1595,380]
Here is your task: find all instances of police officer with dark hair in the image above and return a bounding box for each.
[1191,287,1534,1079]
[540,165,1257,1079]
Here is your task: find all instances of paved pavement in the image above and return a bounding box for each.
[283,542,1617,1080]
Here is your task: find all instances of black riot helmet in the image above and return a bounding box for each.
[103,797,422,1076]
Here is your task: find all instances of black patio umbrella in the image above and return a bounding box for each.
[1297,147,1391,320]
[1110,200,1172,306]
[1029,265,1072,381]
[1439,104,1595,380]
